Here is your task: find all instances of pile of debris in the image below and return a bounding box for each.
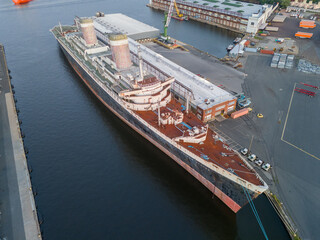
[297,59,320,74]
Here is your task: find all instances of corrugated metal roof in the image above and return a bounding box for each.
[93,13,160,40]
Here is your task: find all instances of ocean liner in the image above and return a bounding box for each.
[50,16,268,213]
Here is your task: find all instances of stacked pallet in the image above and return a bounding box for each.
[270,54,294,69]
[271,54,279,68]
[285,55,294,69]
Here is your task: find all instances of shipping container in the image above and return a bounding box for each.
[299,20,316,28]
[244,47,257,53]
[300,24,316,28]
[260,49,274,55]
[295,32,313,38]
[265,26,279,31]
[231,108,249,119]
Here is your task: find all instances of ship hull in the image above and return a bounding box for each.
[57,40,259,213]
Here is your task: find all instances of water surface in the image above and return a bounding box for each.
[0,0,289,239]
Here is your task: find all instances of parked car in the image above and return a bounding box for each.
[248,154,256,161]
[262,163,271,171]
[255,159,263,166]
[240,148,248,155]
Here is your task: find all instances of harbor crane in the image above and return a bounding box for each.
[155,0,189,51]
[163,0,175,38]
[163,0,185,38]
[174,1,183,18]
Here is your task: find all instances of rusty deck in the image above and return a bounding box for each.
[135,99,261,186]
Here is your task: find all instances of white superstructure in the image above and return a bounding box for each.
[93,14,237,121]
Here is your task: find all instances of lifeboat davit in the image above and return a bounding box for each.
[12,0,32,4]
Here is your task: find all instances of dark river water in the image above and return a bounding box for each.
[0,0,290,239]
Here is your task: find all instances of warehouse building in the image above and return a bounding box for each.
[148,0,278,33]
[92,13,160,40]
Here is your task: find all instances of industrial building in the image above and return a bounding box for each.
[148,0,278,33]
[90,13,236,121]
[290,0,320,10]
[93,13,160,40]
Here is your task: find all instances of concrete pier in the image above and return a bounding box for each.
[0,44,41,240]
[142,41,246,94]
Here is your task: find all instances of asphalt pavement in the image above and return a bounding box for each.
[269,15,320,65]
[214,54,320,240]
[143,41,246,94]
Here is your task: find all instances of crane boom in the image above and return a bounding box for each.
[174,0,183,17]
[165,0,174,27]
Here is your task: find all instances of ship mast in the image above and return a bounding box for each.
[158,103,161,127]
[186,95,189,114]
[59,22,63,34]
[137,46,144,84]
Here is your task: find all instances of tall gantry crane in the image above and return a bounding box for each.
[163,0,175,38]
[155,0,189,50]
[163,0,185,38]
